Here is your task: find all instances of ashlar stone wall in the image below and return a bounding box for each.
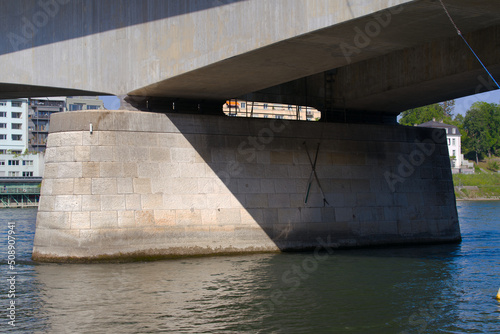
[32,110,460,262]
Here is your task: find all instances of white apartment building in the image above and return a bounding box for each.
[0,99,28,152]
[0,99,44,177]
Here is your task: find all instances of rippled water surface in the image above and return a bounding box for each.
[1,202,499,333]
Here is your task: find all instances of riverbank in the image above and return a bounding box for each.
[454,173,500,200]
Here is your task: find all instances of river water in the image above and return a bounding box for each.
[1,201,499,333]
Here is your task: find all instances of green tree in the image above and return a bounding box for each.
[451,113,472,157]
[399,101,455,126]
[454,113,464,124]
[463,102,500,163]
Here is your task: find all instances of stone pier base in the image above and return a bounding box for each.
[32,110,460,262]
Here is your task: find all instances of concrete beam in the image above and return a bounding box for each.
[0,0,414,98]
[242,24,500,117]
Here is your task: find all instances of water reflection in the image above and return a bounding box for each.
[33,246,464,333]
[34,255,278,333]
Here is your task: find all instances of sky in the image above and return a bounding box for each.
[454,90,500,116]
[100,96,121,110]
[99,89,500,117]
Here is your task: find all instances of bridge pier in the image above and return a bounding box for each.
[32,110,460,262]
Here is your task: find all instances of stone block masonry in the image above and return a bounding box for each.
[32,110,461,262]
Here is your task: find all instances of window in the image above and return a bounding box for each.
[11,150,21,154]
[275,115,284,119]
[23,172,33,177]
[452,138,456,146]
[12,135,22,141]
[11,101,22,107]
[0,150,5,154]
[11,123,22,130]
[448,138,451,145]
[0,135,5,140]
[22,160,33,166]
[452,128,456,134]
[11,112,22,119]
[0,123,6,128]
[87,105,100,110]
[0,102,6,106]
[263,104,268,110]
[8,171,19,177]
[288,105,293,111]
[452,150,456,157]
[0,161,4,165]
[69,104,84,111]
[0,112,6,117]
[8,160,19,166]
[240,103,246,109]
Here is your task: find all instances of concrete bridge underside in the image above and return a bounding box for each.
[1,0,500,121]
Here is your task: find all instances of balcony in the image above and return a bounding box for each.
[31,125,49,133]
[30,100,64,108]
[29,112,51,120]
[29,139,47,147]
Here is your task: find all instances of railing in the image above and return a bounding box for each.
[0,187,40,195]
[0,194,40,208]
[29,113,51,120]
[29,138,47,146]
[32,125,49,132]
[30,142,47,146]
[30,101,64,107]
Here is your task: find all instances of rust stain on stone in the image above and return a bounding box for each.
[94,110,112,131]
